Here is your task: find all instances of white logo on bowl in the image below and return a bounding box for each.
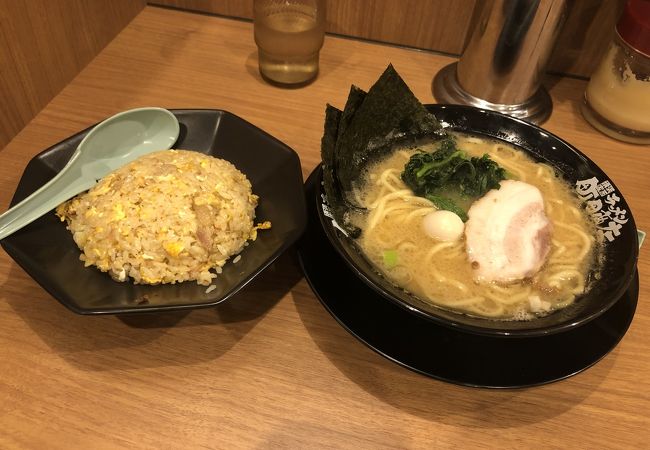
[575,177,628,242]
[320,191,349,237]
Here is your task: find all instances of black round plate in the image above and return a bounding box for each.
[298,167,638,388]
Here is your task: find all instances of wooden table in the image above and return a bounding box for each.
[1,6,648,449]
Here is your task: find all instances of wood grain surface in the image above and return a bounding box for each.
[1,6,649,449]
[0,0,621,152]
[0,0,145,150]
[152,0,623,77]
[151,0,475,54]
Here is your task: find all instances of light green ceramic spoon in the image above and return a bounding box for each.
[0,107,180,240]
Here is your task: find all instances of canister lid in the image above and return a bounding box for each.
[617,0,650,56]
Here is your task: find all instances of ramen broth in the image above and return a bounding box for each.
[350,133,600,320]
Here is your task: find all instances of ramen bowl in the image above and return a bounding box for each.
[318,104,638,337]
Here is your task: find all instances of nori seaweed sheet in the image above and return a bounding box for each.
[320,64,446,237]
[334,64,444,202]
[321,105,358,235]
[336,85,367,143]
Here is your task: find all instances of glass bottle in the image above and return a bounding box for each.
[581,0,650,144]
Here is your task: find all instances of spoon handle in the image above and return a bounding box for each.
[0,169,96,241]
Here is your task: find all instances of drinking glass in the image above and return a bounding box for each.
[254,0,326,86]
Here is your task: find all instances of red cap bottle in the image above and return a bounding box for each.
[617,0,650,56]
[581,0,650,144]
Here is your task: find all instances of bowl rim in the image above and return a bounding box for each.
[317,104,639,337]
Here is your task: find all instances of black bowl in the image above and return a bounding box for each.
[1,109,307,314]
[318,104,638,337]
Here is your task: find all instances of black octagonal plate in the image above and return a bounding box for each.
[1,109,307,314]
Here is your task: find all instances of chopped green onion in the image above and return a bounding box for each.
[383,249,398,268]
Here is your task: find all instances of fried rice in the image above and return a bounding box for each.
[56,149,266,285]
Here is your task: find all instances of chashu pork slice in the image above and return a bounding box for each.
[465,179,552,283]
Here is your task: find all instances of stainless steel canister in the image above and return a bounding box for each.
[434,0,568,124]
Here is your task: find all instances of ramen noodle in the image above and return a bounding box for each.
[349,133,601,320]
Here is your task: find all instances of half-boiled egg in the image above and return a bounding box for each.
[422,210,464,242]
